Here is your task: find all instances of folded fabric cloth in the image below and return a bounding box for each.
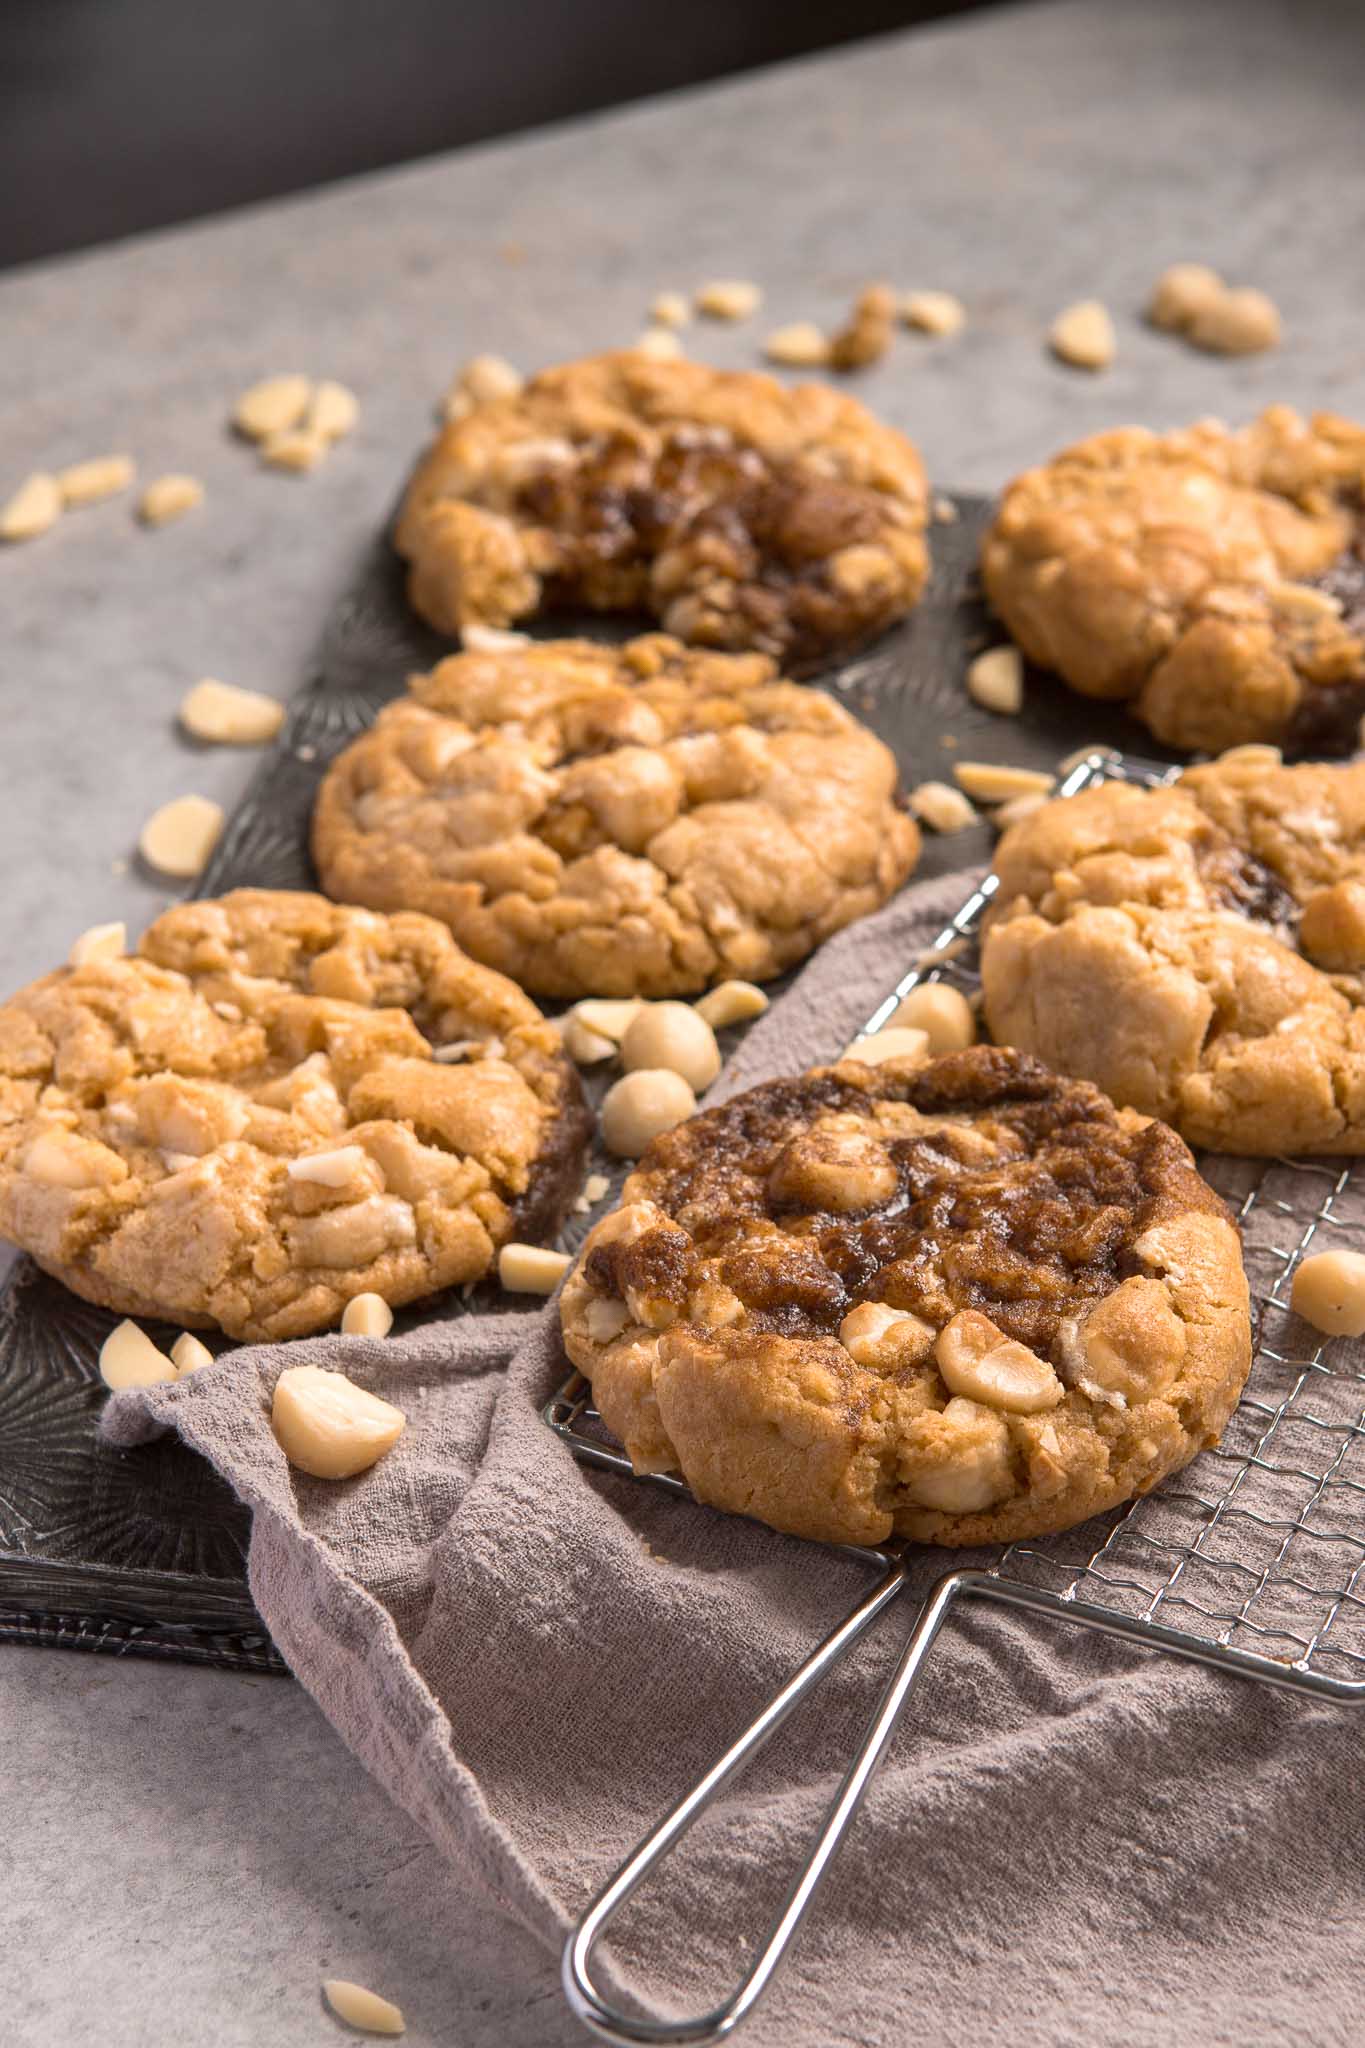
[102,871,1365,2048]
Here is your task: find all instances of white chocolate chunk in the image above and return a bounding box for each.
[696,280,762,321]
[233,374,312,440]
[935,1309,1062,1413]
[138,473,204,526]
[287,1145,368,1188]
[58,455,135,506]
[498,1243,572,1295]
[307,379,359,441]
[966,645,1024,715]
[953,761,1055,804]
[909,1398,1012,1512]
[179,678,286,745]
[137,795,225,878]
[695,980,769,1030]
[1,471,62,542]
[322,1979,406,2036]
[585,1295,632,1343]
[601,1069,696,1158]
[99,1319,176,1390]
[842,1025,930,1068]
[69,920,126,967]
[621,1003,721,1093]
[341,1292,394,1337]
[171,1332,215,1375]
[272,1366,405,1479]
[910,780,977,833]
[888,983,976,1054]
[1291,1250,1365,1338]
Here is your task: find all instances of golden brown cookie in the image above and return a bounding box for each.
[0,891,589,1340]
[311,633,920,1000]
[395,352,929,670]
[560,1046,1249,1547]
[981,407,1365,753]
[982,750,1365,1154]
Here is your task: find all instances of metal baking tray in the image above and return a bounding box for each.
[0,492,1181,1666]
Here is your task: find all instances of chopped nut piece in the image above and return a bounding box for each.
[1,471,62,542]
[308,379,359,441]
[696,280,762,321]
[910,780,977,833]
[839,1300,934,1368]
[583,1172,611,1203]
[1300,881,1365,970]
[601,1069,696,1158]
[650,292,690,328]
[138,473,205,526]
[953,761,1055,804]
[966,645,1024,715]
[454,353,524,406]
[69,920,126,967]
[563,1015,617,1064]
[1291,1249,1365,1337]
[901,290,966,337]
[936,1308,1063,1412]
[341,1292,394,1337]
[171,1332,215,1375]
[498,1242,572,1294]
[932,496,960,525]
[888,983,976,1053]
[586,1296,632,1343]
[1188,286,1280,356]
[570,999,644,1044]
[58,455,135,507]
[260,428,329,472]
[287,1145,368,1188]
[1268,581,1342,621]
[635,328,684,361]
[910,1397,1012,1512]
[621,1003,721,1093]
[992,792,1049,830]
[272,1366,405,1479]
[828,284,896,371]
[763,322,831,368]
[179,678,286,746]
[137,794,225,879]
[1147,262,1224,332]
[842,1025,931,1067]
[99,1319,176,1391]
[695,980,769,1030]
[1049,300,1116,370]
[233,374,312,441]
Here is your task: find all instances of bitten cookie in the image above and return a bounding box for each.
[395,352,929,670]
[0,891,590,1340]
[983,750,1365,1154]
[311,633,920,1000]
[560,1046,1249,1548]
[981,407,1365,753]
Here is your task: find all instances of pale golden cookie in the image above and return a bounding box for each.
[0,891,589,1340]
[982,407,1365,752]
[311,634,920,1000]
[395,352,929,670]
[561,1046,1249,1547]
[983,752,1365,1154]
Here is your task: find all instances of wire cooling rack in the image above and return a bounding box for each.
[543,748,1365,2047]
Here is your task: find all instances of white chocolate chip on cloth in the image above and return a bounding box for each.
[311,632,920,1001]
[0,890,590,1340]
[982,750,1365,1155]
[393,351,930,671]
[561,1043,1249,1547]
[981,406,1365,754]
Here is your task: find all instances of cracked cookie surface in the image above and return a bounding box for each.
[0,890,590,1340]
[560,1046,1248,1546]
[395,352,929,670]
[983,752,1365,1154]
[981,406,1365,753]
[312,633,920,1000]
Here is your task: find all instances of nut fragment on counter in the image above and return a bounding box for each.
[1147,262,1225,333]
[171,1332,215,1375]
[1188,286,1281,356]
[260,427,329,472]
[695,279,762,321]
[953,761,1055,805]
[763,322,831,368]
[99,1319,176,1390]
[180,678,287,745]
[138,473,205,526]
[137,794,225,878]
[634,328,684,361]
[307,379,360,442]
[569,998,644,1045]
[650,291,690,329]
[232,374,312,441]
[1,471,62,542]
[341,1292,394,1338]
[498,1243,572,1295]
[563,1015,617,1064]
[620,1002,721,1093]
[842,1025,930,1067]
[1048,300,1116,371]
[888,982,976,1053]
[1290,1250,1365,1337]
[583,1172,611,1204]
[69,920,126,967]
[272,1365,405,1479]
[442,352,524,420]
[966,645,1024,715]
[829,284,896,370]
[902,290,966,337]
[936,1308,1063,1412]
[910,780,977,833]
[59,455,135,507]
[322,1979,406,2037]
[695,980,769,1030]
[601,1069,696,1157]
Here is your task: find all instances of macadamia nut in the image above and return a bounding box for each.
[271,1365,405,1479]
[888,983,976,1054]
[1291,1250,1365,1338]
[601,1069,696,1158]
[99,1319,177,1390]
[621,1003,721,1093]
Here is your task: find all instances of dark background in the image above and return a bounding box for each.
[1,0,995,271]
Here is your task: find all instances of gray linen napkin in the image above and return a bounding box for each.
[102,874,1365,2048]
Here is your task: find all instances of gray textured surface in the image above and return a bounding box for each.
[3,1,1364,2041]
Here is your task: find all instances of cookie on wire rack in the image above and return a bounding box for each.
[560,1044,1250,1548]
[0,891,590,1341]
[395,351,930,671]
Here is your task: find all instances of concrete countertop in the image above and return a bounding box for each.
[4,2,1364,2041]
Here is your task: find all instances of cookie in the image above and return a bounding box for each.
[560,1045,1249,1547]
[311,633,920,1000]
[981,406,1365,753]
[394,352,929,670]
[982,749,1365,1154]
[0,890,590,1341]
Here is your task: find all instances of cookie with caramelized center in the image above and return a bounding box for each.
[395,352,929,670]
[0,890,589,1340]
[561,1045,1249,1547]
